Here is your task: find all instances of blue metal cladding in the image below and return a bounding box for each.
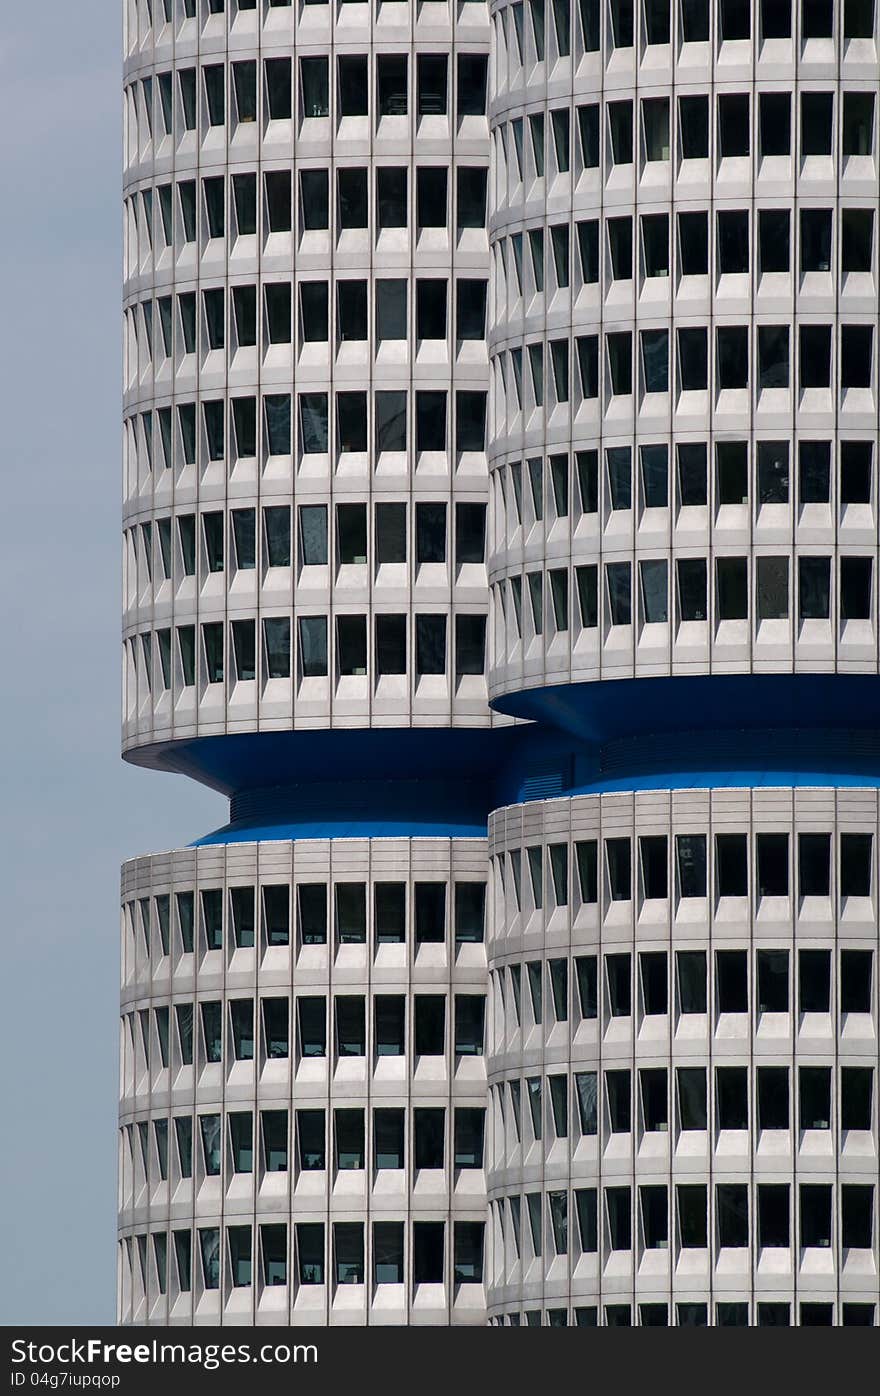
[118,674,880,844]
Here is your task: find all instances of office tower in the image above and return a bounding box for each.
[119,0,879,1327]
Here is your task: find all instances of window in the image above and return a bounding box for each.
[609,101,633,164]
[841,950,873,1014]
[300,170,328,231]
[841,832,873,898]
[706,1193,744,1264]
[715,833,747,897]
[374,997,405,1057]
[759,209,790,273]
[842,1068,873,1130]
[414,1109,444,1169]
[803,0,834,35]
[297,997,326,1058]
[296,1111,324,1171]
[377,54,407,118]
[679,95,708,159]
[842,1187,874,1251]
[575,954,598,1017]
[757,832,788,896]
[335,998,366,1058]
[296,1224,324,1285]
[717,326,748,388]
[413,1222,444,1283]
[642,99,669,161]
[758,327,789,390]
[372,1223,404,1286]
[334,1110,365,1171]
[333,1224,364,1286]
[801,91,833,155]
[718,94,750,157]
[760,92,790,156]
[415,997,445,1056]
[373,1109,404,1171]
[606,1187,631,1251]
[842,209,874,274]
[842,325,873,390]
[417,54,447,117]
[575,1072,598,1135]
[843,92,875,156]
[757,949,789,1012]
[798,948,830,1013]
[607,1071,631,1132]
[640,1186,668,1249]
[676,835,706,898]
[606,839,632,901]
[300,57,328,118]
[642,214,668,277]
[455,278,487,342]
[641,1069,668,1131]
[265,58,292,121]
[610,0,633,46]
[454,995,485,1055]
[377,167,407,229]
[457,54,487,117]
[203,64,223,126]
[799,1065,831,1129]
[455,882,485,943]
[577,105,599,170]
[758,1185,790,1250]
[641,330,668,392]
[337,56,367,119]
[758,1067,789,1131]
[677,1067,707,1130]
[716,1067,748,1130]
[678,212,708,276]
[717,950,748,1014]
[427,167,456,228]
[262,1111,287,1173]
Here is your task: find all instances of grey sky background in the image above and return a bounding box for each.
[0,4,225,1323]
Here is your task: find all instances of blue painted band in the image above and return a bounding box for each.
[493,672,880,743]
[123,675,880,843]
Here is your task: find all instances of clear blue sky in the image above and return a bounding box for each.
[0,5,225,1323]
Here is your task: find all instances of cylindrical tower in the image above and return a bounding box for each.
[483,0,880,1327]
[118,0,880,1330]
[119,0,493,1325]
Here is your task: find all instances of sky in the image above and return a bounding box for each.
[0,6,225,1324]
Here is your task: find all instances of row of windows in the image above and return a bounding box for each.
[493,441,878,537]
[125,503,487,592]
[122,1218,485,1296]
[122,1104,485,1184]
[494,90,876,195]
[493,208,878,313]
[123,391,488,476]
[493,0,878,70]
[127,0,878,59]
[494,833,880,910]
[125,52,488,151]
[125,277,488,358]
[490,1180,876,1262]
[128,0,484,40]
[491,1064,874,1144]
[123,993,487,1068]
[125,881,486,956]
[125,611,488,690]
[495,1301,877,1325]
[491,947,875,1027]
[125,166,486,253]
[493,554,880,640]
[493,324,877,414]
